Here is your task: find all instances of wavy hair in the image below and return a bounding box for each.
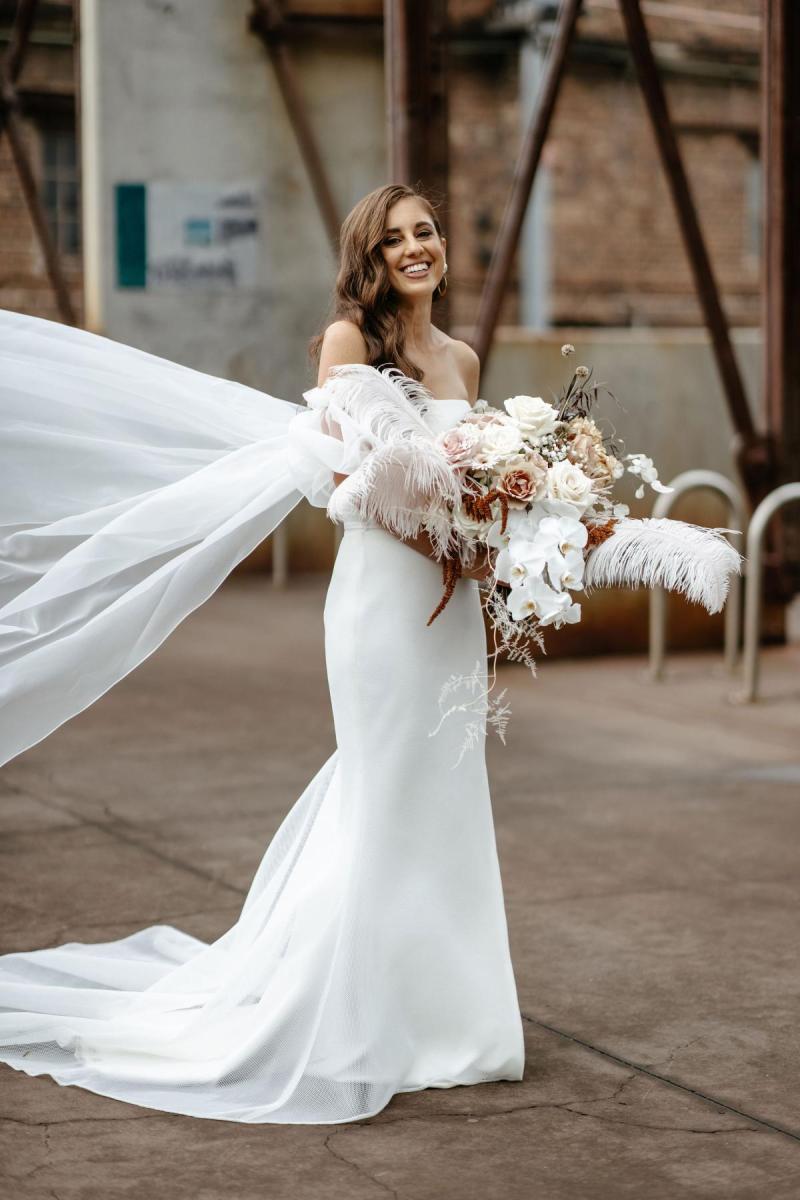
[309,184,445,382]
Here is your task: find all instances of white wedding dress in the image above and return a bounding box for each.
[0,311,524,1124]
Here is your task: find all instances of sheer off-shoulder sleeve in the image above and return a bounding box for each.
[287,364,461,556]
[285,380,376,509]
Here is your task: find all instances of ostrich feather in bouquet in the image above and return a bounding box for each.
[584,517,742,614]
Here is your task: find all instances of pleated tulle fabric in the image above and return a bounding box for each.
[0,312,524,1123]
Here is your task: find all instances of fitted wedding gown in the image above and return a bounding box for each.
[0,311,524,1124]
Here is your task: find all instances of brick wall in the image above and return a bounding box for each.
[447,1,761,331]
[0,126,82,322]
[448,37,521,329]
[0,1,82,322]
[0,0,761,336]
[546,64,760,328]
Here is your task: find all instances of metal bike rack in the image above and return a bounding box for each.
[739,482,800,703]
[648,470,746,680]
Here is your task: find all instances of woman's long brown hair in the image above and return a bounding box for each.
[308,184,445,382]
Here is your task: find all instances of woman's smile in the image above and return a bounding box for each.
[400,261,432,278]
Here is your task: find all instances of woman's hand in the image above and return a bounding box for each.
[461,551,510,586]
[461,557,494,583]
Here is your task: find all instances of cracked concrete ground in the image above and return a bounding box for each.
[2,575,800,1199]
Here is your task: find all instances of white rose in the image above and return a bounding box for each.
[545,460,597,511]
[503,395,559,439]
[475,417,523,462]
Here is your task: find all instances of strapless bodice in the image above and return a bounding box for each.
[423,398,471,435]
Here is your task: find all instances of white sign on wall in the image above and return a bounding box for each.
[115,181,261,291]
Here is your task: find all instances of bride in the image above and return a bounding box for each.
[0,184,525,1124]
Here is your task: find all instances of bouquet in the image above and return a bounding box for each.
[426,344,741,678]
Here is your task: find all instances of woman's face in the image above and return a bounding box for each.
[379,197,446,301]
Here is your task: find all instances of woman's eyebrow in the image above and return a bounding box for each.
[383,221,433,234]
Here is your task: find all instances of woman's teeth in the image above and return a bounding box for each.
[401,263,431,276]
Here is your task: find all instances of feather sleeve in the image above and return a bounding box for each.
[287,364,461,557]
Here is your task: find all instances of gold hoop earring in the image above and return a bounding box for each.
[437,267,448,298]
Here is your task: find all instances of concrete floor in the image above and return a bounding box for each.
[1,575,799,1199]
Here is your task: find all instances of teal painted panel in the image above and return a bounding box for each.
[115,184,147,288]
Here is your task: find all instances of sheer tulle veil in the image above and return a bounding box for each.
[0,309,306,768]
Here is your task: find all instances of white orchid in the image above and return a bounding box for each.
[547,547,585,591]
[546,600,582,629]
[507,576,559,621]
[508,532,551,578]
[534,498,583,522]
[625,453,673,500]
[536,514,588,557]
[495,510,588,606]
[486,508,530,551]
[507,576,580,627]
[494,546,528,586]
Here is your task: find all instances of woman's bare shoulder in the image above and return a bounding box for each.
[317,320,369,385]
[446,335,480,403]
[448,336,479,372]
[316,321,371,386]
[321,321,368,358]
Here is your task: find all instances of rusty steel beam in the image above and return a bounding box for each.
[250,0,341,252]
[384,0,448,193]
[617,0,772,503]
[4,109,77,324]
[384,0,449,325]
[3,0,38,91]
[384,0,410,183]
[472,0,583,368]
[0,0,38,143]
[0,0,77,325]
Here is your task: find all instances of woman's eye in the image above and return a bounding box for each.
[383,230,432,246]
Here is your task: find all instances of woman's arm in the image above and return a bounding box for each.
[317,321,368,494]
[319,324,442,567]
[318,324,490,578]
